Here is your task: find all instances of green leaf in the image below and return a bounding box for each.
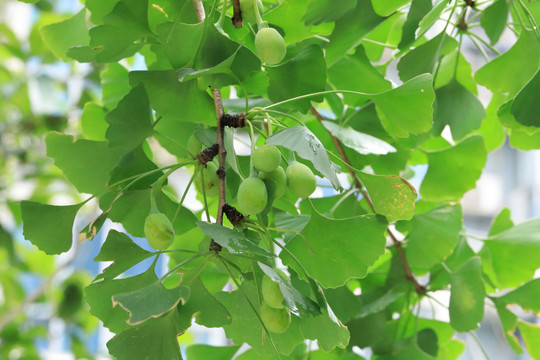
[107,310,181,360]
[197,222,274,258]
[517,320,540,359]
[322,120,396,155]
[398,0,432,49]
[81,103,107,141]
[86,269,156,333]
[373,74,435,138]
[328,46,392,105]
[420,135,487,201]
[89,0,152,62]
[129,71,215,125]
[177,276,232,329]
[488,207,513,236]
[508,127,540,150]
[475,31,540,97]
[474,92,506,152]
[371,0,410,17]
[94,230,153,280]
[267,44,326,113]
[45,132,121,195]
[185,345,240,360]
[449,257,485,332]
[492,299,522,354]
[156,21,204,68]
[484,218,540,288]
[397,33,457,82]
[510,69,540,127]
[105,84,154,155]
[259,263,320,317]
[356,286,406,318]
[193,24,261,86]
[308,349,366,360]
[20,201,82,255]
[299,307,350,352]
[405,204,462,269]
[303,0,357,25]
[356,172,417,222]
[480,0,508,45]
[432,80,486,140]
[325,1,385,66]
[264,0,314,45]
[280,209,387,288]
[40,10,90,61]
[267,126,341,189]
[108,146,163,190]
[101,63,131,110]
[499,278,540,313]
[416,0,449,38]
[113,280,190,325]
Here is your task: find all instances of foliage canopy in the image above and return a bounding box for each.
[2,0,540,359]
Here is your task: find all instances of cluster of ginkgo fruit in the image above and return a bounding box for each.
[194,143,317,215]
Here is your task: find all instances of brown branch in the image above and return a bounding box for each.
[231,0,243,28]
[311,106,426,294]
[192,0,206,22]
[210,89,226,252]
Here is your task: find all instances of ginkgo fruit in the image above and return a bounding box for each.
[252,145,281,172]
[239,0,263,24]
[195,162,219,197]
[259,166,287,199]
[237,177,268,214]
[262,274,285,309]
[144,213,175,250]
[187,134,202,156]
[255,27,286,65]
[260,300,291,333]
[286,162,316,198]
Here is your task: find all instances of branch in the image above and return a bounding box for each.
[311,106,425,294]
[231,0,243,28]
[192,0,206,22]
[211,89,226,251]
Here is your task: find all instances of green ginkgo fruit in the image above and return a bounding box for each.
[262,274,285,309]
[194,162,219,197]
[255,27,286,65]
[286,162,316,198]
[259,166,287,199]
[252,145,281,172]
[144,212,175,250]
[260,300,291,333]
[237,176,268,214]
[187,134,202,156]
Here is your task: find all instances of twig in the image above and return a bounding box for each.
[192,0,206,22]
[211,89,226,251]
[311,106,426,294]
[310,107,363,190]
[231,0,243,28]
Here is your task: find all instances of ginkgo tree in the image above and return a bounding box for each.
[5,0,540,358]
